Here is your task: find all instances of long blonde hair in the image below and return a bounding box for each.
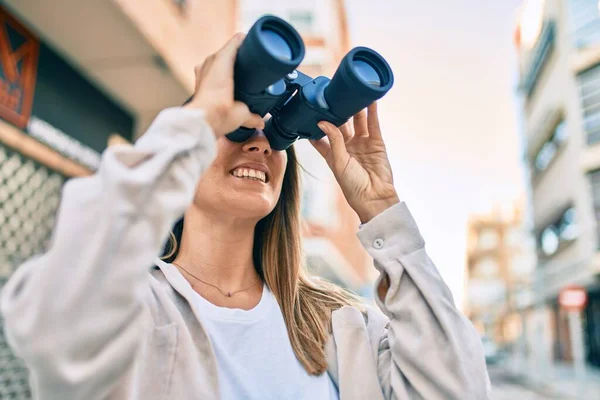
[161,145,364,375]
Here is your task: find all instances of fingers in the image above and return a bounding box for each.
[317,121,348,164]
[193,62,205,93]
[241,113,266,130]
[367,102,383,139]
[353,109,369,137]
[230,101,265,130]
[339,121,354,143]
[309,137,331,160]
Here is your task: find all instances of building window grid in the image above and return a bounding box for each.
[533,119,567,172]
[537,207,579,258]
[578,64,600,144]
[589,169,600,248]
[289,10,315,35]
[567,0,600,48]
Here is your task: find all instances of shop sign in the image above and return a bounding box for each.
[0,7,39,129]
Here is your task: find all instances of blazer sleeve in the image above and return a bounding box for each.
[0,107,217,400]
[357,202,492,400]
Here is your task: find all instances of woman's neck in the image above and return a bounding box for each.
[173,207,261,299]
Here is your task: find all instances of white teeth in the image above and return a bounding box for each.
[231,168,266,182]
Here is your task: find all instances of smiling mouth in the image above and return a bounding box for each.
[230,167,268,183]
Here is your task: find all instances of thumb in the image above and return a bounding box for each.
[218,33,246,64]
[309,138,331,162]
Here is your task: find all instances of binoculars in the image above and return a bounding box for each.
[227,15,394,150]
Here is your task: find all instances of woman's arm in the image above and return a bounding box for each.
[358,203,491,400]
[312,103,490,399]
[0,33,263,400]
[0,107,216,399]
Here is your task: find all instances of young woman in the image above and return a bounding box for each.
[1,34,491,399]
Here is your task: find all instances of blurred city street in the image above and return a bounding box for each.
[489,365,556,400]
[0,0,600,399]
[487,356,600,400]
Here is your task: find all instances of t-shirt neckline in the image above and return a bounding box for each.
[168,262,274,322]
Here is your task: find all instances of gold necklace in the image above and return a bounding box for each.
[172,262,261,298]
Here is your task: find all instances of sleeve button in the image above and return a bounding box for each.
[373,238,384,249]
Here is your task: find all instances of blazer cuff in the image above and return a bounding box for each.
[356,202,425,266]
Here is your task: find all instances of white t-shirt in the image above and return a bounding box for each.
[189,280,339,400]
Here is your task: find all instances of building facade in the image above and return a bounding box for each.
[465,202,536,347]
[514,0,600,368]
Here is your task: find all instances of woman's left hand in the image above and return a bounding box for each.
[310,102,400,224]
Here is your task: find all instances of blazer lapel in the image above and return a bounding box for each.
[329,306,385,400]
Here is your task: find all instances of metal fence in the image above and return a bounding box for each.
[0,143,65,399]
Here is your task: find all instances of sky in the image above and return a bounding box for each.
[344,0,526,308]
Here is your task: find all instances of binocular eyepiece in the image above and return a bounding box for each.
[227,15,394,151]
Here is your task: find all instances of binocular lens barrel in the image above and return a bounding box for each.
[261,29,293,61]
[353,60,381,87]
[324,47,394,119]
[234,16,305,95]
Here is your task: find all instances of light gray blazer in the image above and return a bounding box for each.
[0,108,491,399]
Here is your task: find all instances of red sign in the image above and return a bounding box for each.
[559,285,588,312]
[0,6,39,129]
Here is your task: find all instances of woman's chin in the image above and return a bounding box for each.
[220,194,275,220]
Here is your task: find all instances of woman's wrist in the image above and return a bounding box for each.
[183,102,226,138]
[356,196,401,224]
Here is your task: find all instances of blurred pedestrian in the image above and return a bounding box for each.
[1,33,491,400]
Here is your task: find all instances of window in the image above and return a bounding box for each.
[533,120,567,172]
[588,169,600,247]
[478,230,499,251]
[567,0,600,48]
[538,207,578,257]
[578,64,600,144]
[289,10,314,35]
[476,258,500,279]
[541,226,560,255]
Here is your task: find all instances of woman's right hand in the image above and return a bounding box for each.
[184,33,265,138]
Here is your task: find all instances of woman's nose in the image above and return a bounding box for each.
[242,129,272,156]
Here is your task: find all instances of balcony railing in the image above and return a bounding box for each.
[579,63,600,144]
[520,21,557,98]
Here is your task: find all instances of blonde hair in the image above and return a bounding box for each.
[161,145,364,375]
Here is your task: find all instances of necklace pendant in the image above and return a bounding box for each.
[226,292,232,297]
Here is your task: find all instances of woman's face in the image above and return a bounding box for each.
[193,130,288,220]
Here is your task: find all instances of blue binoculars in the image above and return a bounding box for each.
[227,15,394,150]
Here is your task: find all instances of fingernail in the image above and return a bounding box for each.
[317,122,327,131]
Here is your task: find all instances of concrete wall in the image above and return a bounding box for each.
[113,0,238,94]
[520,0,599,299]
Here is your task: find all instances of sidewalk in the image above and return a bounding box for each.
[501,356,600,399]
